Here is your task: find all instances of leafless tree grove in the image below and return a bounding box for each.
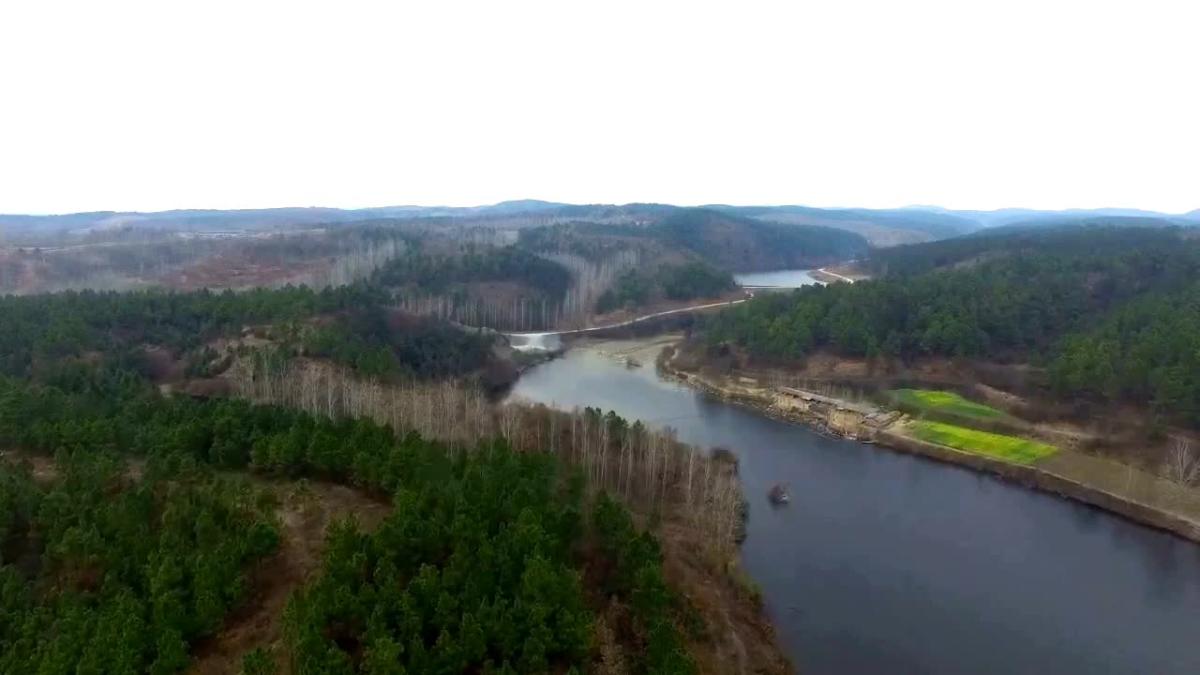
[547,250,642,329]
[230,354,743,553]
[389,249,642,333]
[290,236,408,289]
[394,293,563,333]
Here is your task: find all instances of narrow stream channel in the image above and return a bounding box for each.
[508,344,1200,674]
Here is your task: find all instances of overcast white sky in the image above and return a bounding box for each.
[1,0,1196,215]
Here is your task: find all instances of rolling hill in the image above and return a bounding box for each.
[711,205,977,246]
[656,208,869,271]
[3,201,1195,247]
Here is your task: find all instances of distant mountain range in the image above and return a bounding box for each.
[2,201,1196,246]
[904,205,1199,228]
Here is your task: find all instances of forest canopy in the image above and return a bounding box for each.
[702,227,1200,425]
[655,209,869,272]
[373,246,572,301]
[518,209,870,273]
[0,245,709,672]
[0,356,700,674]
[596,262,735,313]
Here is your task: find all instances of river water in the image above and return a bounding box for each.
[508,344,1200,674]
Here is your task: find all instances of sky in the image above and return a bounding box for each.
[1,0,1197,215]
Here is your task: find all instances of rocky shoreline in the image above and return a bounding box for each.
[658,345,1200,545]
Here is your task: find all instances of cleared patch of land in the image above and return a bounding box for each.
[890,388,1010,422]
[909,420,1057,464]
[187,480,391,675]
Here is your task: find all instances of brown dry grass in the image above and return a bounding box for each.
[658,521,792,675]
[0,451,59,483]
[156,253,329,291]
[577,514,792,675]
[1036,448,1200,524]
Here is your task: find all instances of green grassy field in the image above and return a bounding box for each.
[890,388,1009,422]
[909,420,1057,464]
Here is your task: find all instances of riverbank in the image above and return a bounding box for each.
[513,337,1200,673]
[658,342,1200,545]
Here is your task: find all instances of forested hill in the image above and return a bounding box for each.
[712,205,976,244]
[373,245,571,300]
[867,225,1195,277]
[702,226,1200,426]
[0,274,743,672]
[0,284,498,386]
[655,208,869,272]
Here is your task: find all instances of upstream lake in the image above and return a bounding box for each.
[734,269,822,288]
[508,342,1200,675]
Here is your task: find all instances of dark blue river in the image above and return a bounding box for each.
[509,344,1200,674]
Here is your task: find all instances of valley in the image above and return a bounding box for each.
[2,201,1200,674]
[7,3,1199,672]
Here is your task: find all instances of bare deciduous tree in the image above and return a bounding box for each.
[1165,436,1200,486]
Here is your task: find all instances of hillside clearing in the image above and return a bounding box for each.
[186,480,391,675]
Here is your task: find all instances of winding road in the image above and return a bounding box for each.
[505,297,749,339]
[503,266,850,345]
[814,266,856,283]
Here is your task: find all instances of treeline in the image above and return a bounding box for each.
[546,249,643,328]
[0,226,412,295]
[703,227,1200,425]
[0,284,386,379]
[285,446,688,674]
[597,262,735,313]
[232,359,744,548]
[373,245,574,331]
[393,292,565,334]
[0,282,506,389]
[374,246,571,300]
[518,222,665,263]
[302,306,493,381]
[286,446,593,674]
[867,225,1190,278]
[1051,286,1200,424]
[520,210,871,273]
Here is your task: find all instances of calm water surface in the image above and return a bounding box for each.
[734,269,822,287]
[509,346,1200,675]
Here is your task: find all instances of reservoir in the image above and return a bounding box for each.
[734,269,822,288]
[509,342,1200,674]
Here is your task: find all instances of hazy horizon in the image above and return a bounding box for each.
[2,199,1197,219]
[2,1,1197,214]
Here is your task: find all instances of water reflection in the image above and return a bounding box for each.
[734,269,823,288]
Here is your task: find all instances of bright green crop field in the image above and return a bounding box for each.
[890,389,1009,422]
[909,420,1057,464]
